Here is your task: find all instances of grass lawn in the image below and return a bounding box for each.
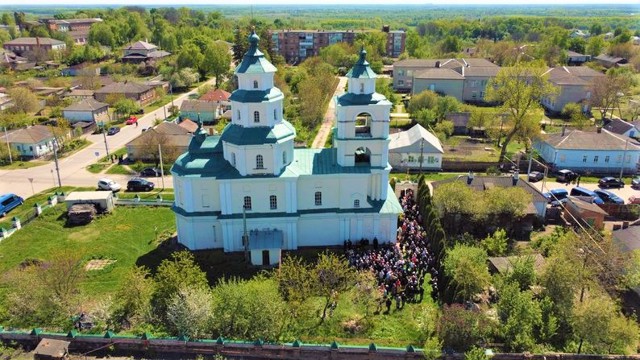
[0,160,48,170]
[106,164,136,175]
[118,188,174,201]
[87,163,109,174]
[0,205,176,297]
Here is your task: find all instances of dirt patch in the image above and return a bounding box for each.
[85,259,116,271]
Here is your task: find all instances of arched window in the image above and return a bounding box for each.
[256,154,264,169]
[231,152,236,166]
[254,111,260,123]
[359,82,364,93]
[243,196,252,210]
[354,199,360,208]
[274,108,277,120]
[253,80,258,89]
[315,192,322,206]
[237,110,241,120]
[282,151,287,164]
[269,195,277,210]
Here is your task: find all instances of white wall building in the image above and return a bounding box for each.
[172,33,402,265]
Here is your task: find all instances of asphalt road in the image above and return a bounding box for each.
[0,78,215,199]
[528,177,640,204]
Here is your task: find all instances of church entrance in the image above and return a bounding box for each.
[355,147,371,165]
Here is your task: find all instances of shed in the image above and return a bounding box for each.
[488,254,546,275]
[564,196,608,230]
[247,228,283,266]
[34,338,70,360]
[65,191,114,213]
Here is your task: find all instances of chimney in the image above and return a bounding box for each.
[467,171,474,185]
[435,61,440,68]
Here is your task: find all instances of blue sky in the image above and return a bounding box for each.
[1,0,639,4]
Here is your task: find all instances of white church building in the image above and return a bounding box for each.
[171,32,402,265]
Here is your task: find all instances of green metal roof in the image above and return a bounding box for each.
[235,32,277,74]
[336,92,393,106]
[220,121,296,146]
[345,48,377,79]
[228,88,283,103]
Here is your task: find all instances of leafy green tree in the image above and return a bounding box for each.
[586,35,605,57]
[202,41,231,87]
[110,266,154,331]
[7,87,39,114]
[440,35,462,54]
[435,96,460,121]
[166,286,213,339]
[375,77,397,105]
[168,68,201,89]
[497,282,542,351]
[415,108,437,128]
[114,98,139,118]
[444,244,490,302]
[88,22,115,48]
[408,90,438,114]
[313,252,355,323]
[177,42,204,70]
[481,228,508,256]
[436,304,492,352]
[485,62,557,163]
[153,251,209,316]
[503,255,536,291]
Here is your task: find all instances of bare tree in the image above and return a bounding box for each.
[589,72,631,122]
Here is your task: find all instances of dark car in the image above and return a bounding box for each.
[107,127,120,135]
[139,167,161,177]
[543,188,569,207]
[127,178,155,192]
[556,169,577,183]
[631,177,640,189]
[593,189,624,204]
[598,176,624,189]
[528,171,544,182]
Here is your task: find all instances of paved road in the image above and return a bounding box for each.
[0,78,215,199]
[311,76,347,149]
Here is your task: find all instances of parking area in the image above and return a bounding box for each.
[529,178,640,204]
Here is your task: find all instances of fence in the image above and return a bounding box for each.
[114,197,173,207]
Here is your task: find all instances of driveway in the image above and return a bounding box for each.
[311,76,347,149]
[0,78,215,199]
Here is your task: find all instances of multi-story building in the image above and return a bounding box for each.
[45,18,103,32]
[2,37,66,57]
[270,27,406,64]
[541,66,604,113]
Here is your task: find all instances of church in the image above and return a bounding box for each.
[171,31,402,265]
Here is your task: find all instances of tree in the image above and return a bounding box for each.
[114,98,139,118]
[440,35,462,54]
[589,71,631,121]
[496,282,542,351]
[434,120,454,140]
[77,67,102,90]
[202,41,231,87]
[408,90,438,115]
[168,68,200,90]
[166,286,213,338]
[443,244,490,302]
[436,304,492,352]
[485,62,557,163]
[7,87,39,114]
[435,96,460,122]
[585,35,605,57]
[110,266,154,330]
[153,251,208,316]
[88,22,115,48]
[313,252,355,323]
[481,228,508,256]
[177,42,204,70]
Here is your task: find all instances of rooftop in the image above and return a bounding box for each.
[6,125,54,144]
[200,88,231,102]
[180,100,217,113]
[235,31,277,75]
[124,40,158,51]
[603,118,636,135]
[541,129,640,151]
[95,81,152,95]
[4,37,65,46]
[389,123,444,153]
[63,98,108,112]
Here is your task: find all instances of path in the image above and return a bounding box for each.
[0,78,215,199]
[311,76,347,149]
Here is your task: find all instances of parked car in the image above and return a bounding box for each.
[528,171,544,182]
[139,167,161,177]
[97,178,121,192]
[127,178,155,192]
[593,189,624,204]
[629,196,640,204]
[543,188,569,207]
[570,186,604,205]
[125,116,138,125]
[107,127,120,135]
[598,176,624,189]
[631,177,640,189]
[556,169,577,183]
[0,193,23,217]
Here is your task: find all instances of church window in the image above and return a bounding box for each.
[231,152,236,166]
[270,195,277,210]
[354,199,360,208]
[256,154,264,169]
[243,196,252,210]
[282,151,286,164]
[315,191,322,206]
[360,82,364,93]
[274,109,277,120]
[237,110,240,120]
[253,80,258,89]
[254,111,260,123]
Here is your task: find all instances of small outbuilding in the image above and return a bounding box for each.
[388,124,444,171]
[33,338,70,360]
[563,196,608,230]
[65,191,115,213]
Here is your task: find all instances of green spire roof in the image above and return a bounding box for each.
[346,48,377,79]
[235,30,277,74]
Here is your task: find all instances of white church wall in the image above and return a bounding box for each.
[238,73,274,92]
[297,215,341,247]
[226,179,288,214]
[296,176,340,210]
[176,215,223,250]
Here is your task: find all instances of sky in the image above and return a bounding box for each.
[0,0,639,5]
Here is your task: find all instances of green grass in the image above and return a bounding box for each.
[0,205,176,297]
[98,147,127,163]
[0,160,48,170]
[58,138,91,158]
[105,164,136,175]
[86,163,109,174]
[118,189,174,201]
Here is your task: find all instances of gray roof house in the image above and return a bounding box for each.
[6,125,57,158]
[542,66,605,113]
[389,124,444,171]
[180,100,218,123]
[94,81,155,105]
[62,98,109,123]
[603,118,640,138]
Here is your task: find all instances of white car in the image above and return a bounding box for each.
[97,178,122,192]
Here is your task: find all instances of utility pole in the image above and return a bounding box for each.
[242,204,249,263]
[158,143,165,189]
[102,124,110,158]
[4,127,12,164]
[53,141,62,187]
[619,138,629,181]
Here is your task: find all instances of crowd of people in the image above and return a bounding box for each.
[345,188,439,314]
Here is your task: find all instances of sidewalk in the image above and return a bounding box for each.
[311,76,347,149]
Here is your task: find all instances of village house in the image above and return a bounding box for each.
[44,18,102,32]
[179,100,218,123]
[121,40,171,63]
[603,118,640,138]
[94,81,155,105]
[64,89,95,100]
[566,50,591,65]
[388,124,444,171]
[126,122,192,162]
[541,66,604,113]
[62,98,109,123]
[594,54,628,68]
[200,88,232,117]
[6,125,57,158]
[563,196,608,230]
[2,37,66,57]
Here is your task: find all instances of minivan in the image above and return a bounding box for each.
[556,169,577,183]
[0,193,24,217]
[543,188,569,206]
[569,186,604,205]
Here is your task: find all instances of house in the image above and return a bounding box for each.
[563,196,608,230]
[594,54,628,69]
[179,100,217,123]
[94,81,155,105]
[126,122,192,161]
[171,34,401,262]
[64,89,95,100]
[2,37,66,57]
[200,88,232,116]
[6,125,57,158]
[143,80,170,92]
[566,50,591,65]
[68,30,89,45]
[394,58,500,103]
[45,18,102,32]
[541,66,605,113]
[178,118,198,133]
[33,338,70,360]
[62,98,109,123]
[533,128,640,174]
[121,40,171,63]
[446,112,472,135]
[603,118,640,138]
[61,62,100,77]
[570,29,590,39]
[388,124,444,171]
